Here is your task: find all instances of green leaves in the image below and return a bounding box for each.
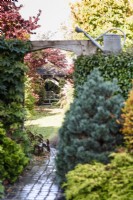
[74,52,133,98]
[0,39,31,55]
[0,181,4,199]
[0,38,30,130]
[0,124,29,183]
[64,153,133,200]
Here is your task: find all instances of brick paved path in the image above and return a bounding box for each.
[4,148,65,200]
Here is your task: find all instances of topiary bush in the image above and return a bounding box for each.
[0,124,29,183]
[56,68,124,185]
[74,52,133,98]
[121,87,133,151]
[64,152,133,200]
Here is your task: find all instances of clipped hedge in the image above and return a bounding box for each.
[64,152,133,200]
[74,52,133,98]
[0,124,29,183]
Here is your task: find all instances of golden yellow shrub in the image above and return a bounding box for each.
[121,88,133,150]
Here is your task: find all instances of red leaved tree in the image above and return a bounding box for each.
[0,0,41,39]
[24,48,69,80]
[24,48,74,104]
[0,0,73,103]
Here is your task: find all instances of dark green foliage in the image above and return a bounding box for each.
[0,37,31,56]
[0,124,29,183]
[0,37,31,130]
[9,128,33,157]
[56,69,124,185]
[64,152,133,200]
[0,181,4,199]
[74,52,133,98]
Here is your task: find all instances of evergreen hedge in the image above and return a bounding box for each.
[74,52,133,98]
[56,69,124,185]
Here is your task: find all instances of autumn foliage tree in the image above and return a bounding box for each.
[70,0,133,45]
[0,0,41,39]
[121,88,133,151]
[24,48,70,102]
[25,48,68,77]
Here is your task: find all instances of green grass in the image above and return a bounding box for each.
[26,125,59,140]
[28,106,58,120]
[25,106,64,140]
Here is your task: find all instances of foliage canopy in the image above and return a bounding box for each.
[71,0,133,45]
[0,0,41,39]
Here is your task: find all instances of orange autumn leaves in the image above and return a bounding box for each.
[121,87,133,151]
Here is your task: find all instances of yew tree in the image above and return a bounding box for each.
[71,0,133,45]
[0,0,41,39]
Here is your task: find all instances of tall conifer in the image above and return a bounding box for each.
[56,68,124,185]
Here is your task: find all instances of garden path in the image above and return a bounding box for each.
[4,148,65,200]
[4,107,65,200]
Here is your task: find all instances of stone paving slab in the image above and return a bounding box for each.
[3,148,65,200]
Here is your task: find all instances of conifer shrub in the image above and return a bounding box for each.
[0,124,29,183]
[56,68,124,185]
[121,88,133,151]
[64,152,133,200]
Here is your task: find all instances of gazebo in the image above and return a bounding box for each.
[37,62,67,105]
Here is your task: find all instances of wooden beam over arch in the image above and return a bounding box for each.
[29,40,97,56]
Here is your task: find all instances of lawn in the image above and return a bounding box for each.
[25,105,64,140]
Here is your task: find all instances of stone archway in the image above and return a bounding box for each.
[28,39,97,105]
[29,40,97,55]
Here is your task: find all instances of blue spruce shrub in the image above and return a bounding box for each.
[56,68,124,185]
